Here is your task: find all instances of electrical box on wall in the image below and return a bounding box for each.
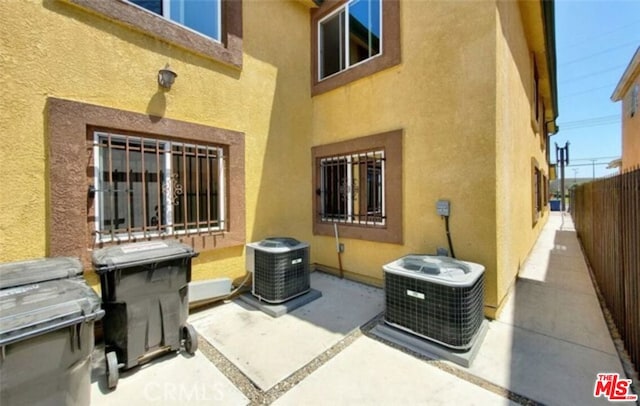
[437,200,450,216]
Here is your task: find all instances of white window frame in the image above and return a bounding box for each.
[319,150,386,226]
[93,131,226,243]
[126,0,222,43]
[317,0,384,82]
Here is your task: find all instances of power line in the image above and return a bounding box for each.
[563,19,640,48]
[560,114,619,124]
[559,64,626,84]
[565,162,611,167]
[558,114,619,129]
[560,40,640,66]
[558,121,620,132]
[570,156,620,161]
[559,83,618,99]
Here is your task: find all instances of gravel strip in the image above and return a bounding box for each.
[361,324,544,406]
[197,335,263,404]
[196,315,373,405]
[197,307,540,405]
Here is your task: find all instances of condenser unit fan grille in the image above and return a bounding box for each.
[384,271,484,349]
[253,248,309,303]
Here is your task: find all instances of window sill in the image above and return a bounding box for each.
[59,0,243,69]
[314,221,401,244]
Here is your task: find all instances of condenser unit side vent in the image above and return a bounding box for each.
[383,255,485,350]
[246,237,310,304]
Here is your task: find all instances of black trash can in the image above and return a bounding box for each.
[0,257,104,406]
[92,240,198,389]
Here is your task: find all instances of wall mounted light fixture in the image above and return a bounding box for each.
[158,64,177,90]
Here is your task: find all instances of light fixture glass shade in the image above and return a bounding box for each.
[158,64,177,89]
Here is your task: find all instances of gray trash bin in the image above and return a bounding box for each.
[0,257,104,406]
[92,240,198,389]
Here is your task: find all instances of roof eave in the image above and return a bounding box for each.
[542,0,559,134]
[611,47,640,102]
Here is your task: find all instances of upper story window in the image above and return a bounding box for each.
[628,83,638,118]
[531,59,541,133]
[129,0,221,41]
[60,0,243,68]
[319,0,382,80]
[311,0,400,96]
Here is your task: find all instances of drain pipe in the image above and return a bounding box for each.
[334,223,344,278]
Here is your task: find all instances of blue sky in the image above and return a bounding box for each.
[553,0,640,179]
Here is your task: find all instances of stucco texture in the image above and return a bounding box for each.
[495,0,550,312]
[310,0,553,316]
[0,0,313,287]
[0,0,553,318]
[621,75,640,171]
[311,0,501,312]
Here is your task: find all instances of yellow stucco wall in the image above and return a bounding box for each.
[0,0,551,317]
[495,0,550,313]
[0,0,312,287]
[621,75,640,171]
[310,0,502,312]
[310,0,552,316]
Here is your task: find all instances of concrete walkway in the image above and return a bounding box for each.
[450,212,633,405]
[90,212,636,405]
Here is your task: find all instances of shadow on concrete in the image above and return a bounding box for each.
[502,213,631,405]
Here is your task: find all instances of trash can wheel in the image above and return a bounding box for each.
[182,324,198,355]
[106,351,120,389]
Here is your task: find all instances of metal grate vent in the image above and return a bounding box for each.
[383,256,485,350]
[249,238,310,304]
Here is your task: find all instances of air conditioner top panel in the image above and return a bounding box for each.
[383,255,484,287]
[246,237,309,253]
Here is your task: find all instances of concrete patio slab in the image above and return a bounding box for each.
[90,345,249,406]
[273,336,517,406]
[189,272,384,391]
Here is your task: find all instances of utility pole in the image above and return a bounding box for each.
[555,142,570,212]
[591,159,596,180]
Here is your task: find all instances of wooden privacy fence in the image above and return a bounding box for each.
[571,167,639,372]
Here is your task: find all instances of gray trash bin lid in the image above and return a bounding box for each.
[92,240,198,274]
[0,278,104,346]
[0,257,82,290]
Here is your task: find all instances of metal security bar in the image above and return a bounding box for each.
[93,131,226,243]
[319,150,385,226]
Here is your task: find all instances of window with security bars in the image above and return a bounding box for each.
[93,131,226,243]
[318,150,385,225]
